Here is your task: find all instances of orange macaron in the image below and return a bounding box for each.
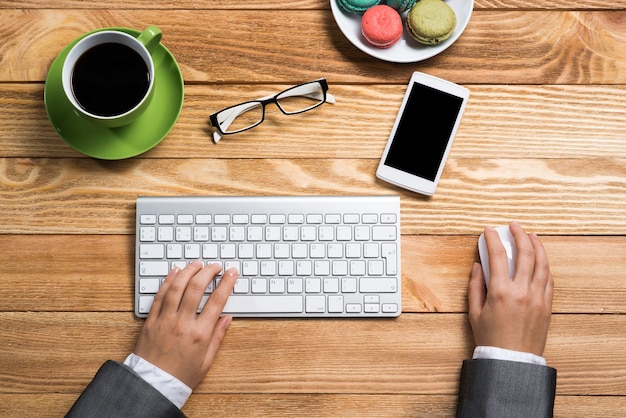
[361,5,403,49]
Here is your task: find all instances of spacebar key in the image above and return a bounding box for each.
[222,295,303,314]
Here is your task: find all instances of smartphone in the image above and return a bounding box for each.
[376,71,470,196]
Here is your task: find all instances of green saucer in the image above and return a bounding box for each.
[44,27,184,160]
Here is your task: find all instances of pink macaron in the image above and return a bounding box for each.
[361,5,403,48]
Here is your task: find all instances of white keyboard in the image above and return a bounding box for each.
[135,195,401,318]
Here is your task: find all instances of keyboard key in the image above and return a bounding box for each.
[234,278,249,294]
[328,295,344,313]
[251,278,267,293]
[233,214,249,224]
[251,214,267,224]
[242,261,259,276]
[306,295,325,313]
[167,244,183,258]
[269,278,285,293]
[223,295,303,313]
[305,278,321,293]
[140,214,156,224]
[270,214,286,224]
[365,303,380,313]
[307,214,323,224]
[139,278,160,293]
[287,278,302,293]
[139,296,155,313]
[139,261,169,276]
[382,243,398,275]
[325,214,341,224]
[372,226,397,241]
[158,227,174,241]
[362,214,377,224]
[381,214,397,224]
[288,214,304,224]
[140,227,156,241]
[194,227,209,241]
[323,278,339,293]
[382,303,399,313]
[360,278,397,293]
[212,227,227,241]
[261,261,277,276]
[346,303,362,313]
[214,214,230,224]
[176,227,191,241]
[139,244,164,259]
[196,214,211,224]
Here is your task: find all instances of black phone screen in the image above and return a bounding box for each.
[383,82,464,182]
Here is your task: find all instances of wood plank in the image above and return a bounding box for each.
[2,393,624,418]
[1,158,625,234]
[0,0,325,9]
[3,84,626,160]
[4,0,626,9]
[1,235,625,314]
[1,10,626,84]
[0,312,624,395]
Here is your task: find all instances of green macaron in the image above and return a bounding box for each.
[406,0,457,45]
[337,0,381,14]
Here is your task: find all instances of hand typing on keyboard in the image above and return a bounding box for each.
[135,196,402,318]
[133,261,239,389]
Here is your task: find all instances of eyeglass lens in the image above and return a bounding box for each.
[216,80,326,134]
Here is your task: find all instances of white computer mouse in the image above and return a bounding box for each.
[477,225,517,287]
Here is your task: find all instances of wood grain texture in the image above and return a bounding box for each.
[1,10,626,84]
[3,84,626,159]
[1,235,624,314]
[1,157,625,234]
[0,312,624,396]
[3,0,626,9]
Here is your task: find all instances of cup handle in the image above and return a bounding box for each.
[137,25,162,52]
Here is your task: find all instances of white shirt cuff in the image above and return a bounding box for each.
[472,346,547,366]
[123,353,192,409]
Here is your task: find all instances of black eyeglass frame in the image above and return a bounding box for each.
[209,78,333,139]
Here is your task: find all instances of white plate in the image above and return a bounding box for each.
[330,0,474,63]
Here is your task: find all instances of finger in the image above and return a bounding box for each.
[146,266,181,320]
[484,227,510,285]
[529,233,553,293]
[198,267,238,324]
[202,315,233,369]
[178,263,223,315]
[468,262,486,323]
[161,260,203,314]
[509,222,535,286]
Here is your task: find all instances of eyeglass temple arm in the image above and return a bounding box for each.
[211,89,336,144]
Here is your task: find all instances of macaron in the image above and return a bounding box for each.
[337,0,381,14]
[361,5,403,48]
[385,0,418,13]
[406,0,457,45]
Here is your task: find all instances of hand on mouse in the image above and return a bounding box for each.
[468,222,554,356]
[133,261,238,389]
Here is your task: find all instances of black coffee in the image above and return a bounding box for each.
[71,42,150,117]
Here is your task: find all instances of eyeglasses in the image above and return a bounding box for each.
[209,78,336,143]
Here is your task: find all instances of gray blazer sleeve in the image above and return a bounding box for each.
[456,359,557,418]
[66,360,186,418]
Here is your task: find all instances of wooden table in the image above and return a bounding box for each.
[1,1,626,416]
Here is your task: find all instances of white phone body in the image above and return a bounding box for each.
[376,71,470,196]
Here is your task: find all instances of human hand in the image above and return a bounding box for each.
[468,222,554,356]
[134,261,238,388]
